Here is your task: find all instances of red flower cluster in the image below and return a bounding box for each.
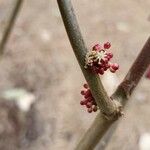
[80,83,98,113]
[85,42,119,75]
[80,42,120,113]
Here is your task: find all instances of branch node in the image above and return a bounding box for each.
[102,100,123,121]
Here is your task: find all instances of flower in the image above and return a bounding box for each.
[85,42,119,75]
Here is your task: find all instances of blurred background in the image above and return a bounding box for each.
[0,0,149,150]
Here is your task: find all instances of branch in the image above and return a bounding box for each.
[57,0,121,119]
[97,123,118,150]
[57,0,150,149]
[0,0,24,55]
[98,37,150,150]
[75,37,150,150]
[114,37,150,102]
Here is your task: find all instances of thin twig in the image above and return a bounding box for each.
[57,0,121,119]
[76,37,150,150]
[114,37,150,102]
[0,0,24,55]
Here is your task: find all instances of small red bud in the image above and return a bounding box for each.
[105,63,110,69]
[84,89,91,98]
[86,97,93,102]
[111,63,119,70]
[92,44,101,51]
[86,102,92,108]
[81,90,85,95]
[80,101,85,105]
[98,68,104,75]
[103,67,108,71]
[93,106,98,112]
[83,100,88,105]
[83,83,88,89]
[103,58,109,63]
[107,52,113,58]
[104,42,111,49]
[87,108,92,113]
[109,67,116,73]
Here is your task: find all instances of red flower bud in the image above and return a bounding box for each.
[87,108,93,113]
[109,67,116,73]
[104,42,111,49]
[93,106,98,112]
[83,83,88,89]
[111,63,119,70]
[92,44,101,51]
